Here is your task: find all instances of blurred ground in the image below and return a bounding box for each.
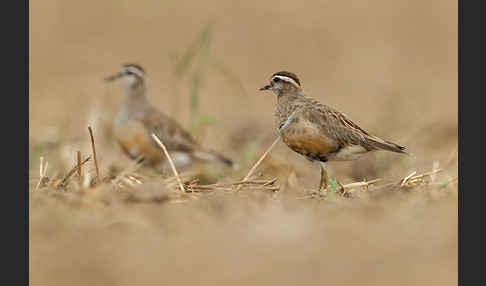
[29,0,458,285]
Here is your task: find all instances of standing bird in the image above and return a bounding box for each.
[260,71,406,191]
[105,63,233,169]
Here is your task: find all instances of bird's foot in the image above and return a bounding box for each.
[309,178,345,198]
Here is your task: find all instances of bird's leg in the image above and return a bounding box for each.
[319,162,329,191]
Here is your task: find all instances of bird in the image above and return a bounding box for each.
[104,63,234,170]
[259,71,406,191]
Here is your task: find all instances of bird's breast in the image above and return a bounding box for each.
[113,120,161,164]
[280,122,339,162]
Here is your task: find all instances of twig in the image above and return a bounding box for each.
[151,133,185,193]
[180,176,278,193]
[35,157,49,190]
[342,178,382,191]
[399,169,443,187]
[188,186,235,192]
[112,155,145,185]
[39,156,44,178]
[77,151,82,185]
[431,161,440,183]
[236,136,280,191]
[200,178,278,188]
[187,179,279,192]
[61,156,91,186]
[256,177,278,187]
[88,126,101,185]
[400,171,417,186]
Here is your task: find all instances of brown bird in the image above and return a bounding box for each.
[260,71,406,191]
[105,63,233,169]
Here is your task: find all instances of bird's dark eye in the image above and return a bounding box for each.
[126,71,133,75]
[273,77,280,83]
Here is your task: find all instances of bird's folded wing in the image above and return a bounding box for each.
[309,102,405,153]
[140,108,200,153]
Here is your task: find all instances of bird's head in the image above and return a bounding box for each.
[260,71,302,95]
[104,63,146,90]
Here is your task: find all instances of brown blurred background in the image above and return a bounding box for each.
[29,0,458,285]
[29,0,457,171]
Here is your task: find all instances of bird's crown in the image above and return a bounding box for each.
[121,63,146,78]
[271,71,301,87]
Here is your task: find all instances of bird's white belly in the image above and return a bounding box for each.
[328,145,370,161]
[169,152,192,168]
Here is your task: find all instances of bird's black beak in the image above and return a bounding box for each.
[259,85,271,91]
[104,72,124,82]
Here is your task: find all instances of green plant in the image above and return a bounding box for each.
[168,20,246,140]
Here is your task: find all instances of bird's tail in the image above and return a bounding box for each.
[367,135,407,154]
[193,148,234,167]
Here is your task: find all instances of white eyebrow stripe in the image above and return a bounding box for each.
[272,75,300,87]
[124,66,145,78]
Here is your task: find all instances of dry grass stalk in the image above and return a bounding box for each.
[163,172,195,186]
[206,178,277,188]
[112,155,145,186]
[430,161,440,182]
[77,151,82,186]
[61,156,91,187]
[35,157,49,190]
[399,169,443,187]
[236,136,280,191]
[116,174,145,189]
[342,178,382,192]
[151,133,186,193]
[400,171,417,186]
[88,126,101,185]
[126,175,143,185]
[186,177,279,193]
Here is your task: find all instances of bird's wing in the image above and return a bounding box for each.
[306,98,406,153]
[141,108,233,166]
[140,107,200,153]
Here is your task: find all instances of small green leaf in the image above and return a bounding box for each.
[329,178,338,192]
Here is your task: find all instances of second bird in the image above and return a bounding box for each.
[260,71,406,191]
[105,64,233,169]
